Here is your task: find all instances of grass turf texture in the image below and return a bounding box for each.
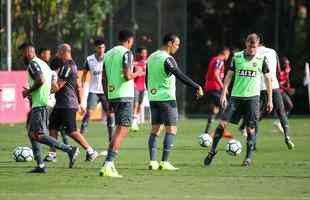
[0,118,309,200]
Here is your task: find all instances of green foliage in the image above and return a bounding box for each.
[6,0,116,69]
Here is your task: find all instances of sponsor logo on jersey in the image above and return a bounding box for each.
[108,85,115,92]
[238,69,256,77]
[150,88,157,94]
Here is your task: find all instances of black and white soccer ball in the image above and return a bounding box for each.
[12,146,34,162]
[198,133,213,148]
[225,139,242,156]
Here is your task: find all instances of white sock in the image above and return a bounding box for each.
[104,161,113,167]
[48,152,56,157]
[86,147,94,155]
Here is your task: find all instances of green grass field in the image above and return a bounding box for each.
[0,118,309,200]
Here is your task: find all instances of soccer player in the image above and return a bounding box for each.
[131,47,148,131]
[49,43,98,162]
[20,43,79,173]
[279,57,294,115]
[38,47,51,63]
[204,33,273,167]
[257,47,294,149]
[99,30,143,178]
[80,37,115,144]
[203,47,230,135]
[147,33,204,170]
[239,47,295,149]
[43,54,70,162]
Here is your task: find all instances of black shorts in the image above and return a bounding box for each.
[27,107,49,135]
[205,90,222,107]
[110,101,133,127]
[134,89,145,105]
[87,92,110,112]
[150,100,178,126]
[260,89,286,119]
[221,96,259,128]
[49,108,77,134]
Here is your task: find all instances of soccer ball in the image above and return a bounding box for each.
[12,146,34,162]
[198,133,213,147]
[225,139,242,156]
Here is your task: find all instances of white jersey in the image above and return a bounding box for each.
[86,54,104,94]
[257,46,280,90]
[48,71,57,108]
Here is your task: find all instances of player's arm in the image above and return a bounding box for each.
[220,59,235,108]
[23,62,45,98]
[81,60,89,88]
[214,60,224,89]
[145,64,148,89]
[262,57,273,112]
[51,72,58,94]
[123,51,143,80]
[164,57,203,97]
[222,70,234,97]
[222,58,236,97]
[102,62,108,99]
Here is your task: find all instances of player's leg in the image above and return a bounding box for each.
[242,97,259,166]
[252,91,267,150]
[158,101,179,170]
[43,107,58,162]
[27,109,45,172]
[148,101,162,170]
[204,91,220,134]
[204,98,240,166]
[80,93,98,134]
[29,108,79,170]
[204,120,228,167]
[64,109,98,161]
[99,101,133,177]
[282,92,294,115]
[44,109,69,162]
[132,89,141,131]
[99,94,115,142]
[204,104,219,133]
[60,126,69,145]
[273,90,294,149]
[136,91,145,126]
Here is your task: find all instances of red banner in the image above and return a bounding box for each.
[0,71,30,124]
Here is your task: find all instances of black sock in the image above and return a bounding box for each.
[279,112,290,138]
[210,126,224,153]
[246,131,255,160]
[60,127,69,145]
[148,134,157,161]
[162,133,175,162]
[39,135,72,153]
[105,149,117,163]
[107,115,115,142]
[28,135,43,166]
[80,112,90,134]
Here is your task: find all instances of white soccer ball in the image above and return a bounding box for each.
[12,146,34,162]
[198,133,213,148]
[225,139,242,156]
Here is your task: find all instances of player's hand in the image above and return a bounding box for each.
[195,86,204,99]
[266,101,273,113]
[78,105,85,115]
[22,87,30,98]
[220,95,227,109]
